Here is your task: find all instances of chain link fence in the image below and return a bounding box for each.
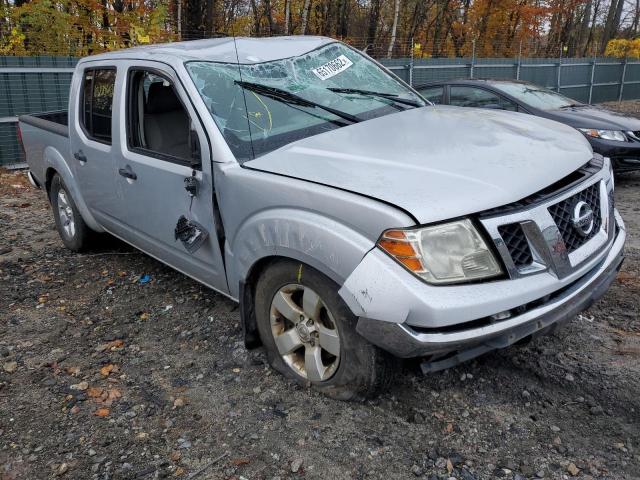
[1,37,639,167]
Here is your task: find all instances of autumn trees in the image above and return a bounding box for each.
[1,0,640,58]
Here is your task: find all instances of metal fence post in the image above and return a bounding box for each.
[556,44,562,92]
[470,39,476,79]
[516,40,522,80]
[409,36,414,86]
[619,57,627,102]
[588,52,596,104]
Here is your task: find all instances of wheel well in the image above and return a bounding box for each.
[44,168,58,200]
[239,256,282,349]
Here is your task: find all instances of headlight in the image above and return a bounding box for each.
[377,219,503,284]
[578,128,627,142]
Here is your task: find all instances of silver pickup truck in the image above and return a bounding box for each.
[19,36,625,400]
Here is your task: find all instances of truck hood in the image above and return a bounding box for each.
[245,106,593,224]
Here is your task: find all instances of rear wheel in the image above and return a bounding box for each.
[50,174,94,252]
[255,260,396,401]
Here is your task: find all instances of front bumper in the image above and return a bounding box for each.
[588,138,640,172]
[339,212,625,362]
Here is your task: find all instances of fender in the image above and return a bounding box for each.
[44,146,104,232]
[225,207,376,300]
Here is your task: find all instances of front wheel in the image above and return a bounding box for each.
[50,174,94,252]
[255,260,396,401]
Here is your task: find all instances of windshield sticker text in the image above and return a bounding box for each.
[311,55,353,80]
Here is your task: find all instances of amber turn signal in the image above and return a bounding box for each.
[377,229,426,273]
[377,238,417,257]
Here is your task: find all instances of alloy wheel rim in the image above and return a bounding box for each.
[57,189,75,239]
[269,283,340,382]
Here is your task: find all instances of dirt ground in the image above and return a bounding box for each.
[1,108,640,480]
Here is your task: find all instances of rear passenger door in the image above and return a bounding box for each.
[113,61,228,294]
[70,65,121,227]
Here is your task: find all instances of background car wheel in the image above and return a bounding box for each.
[255,259,396,401]
[50,174,94,252]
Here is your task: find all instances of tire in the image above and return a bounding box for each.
[255,259,396,401]
[49,174,93,252]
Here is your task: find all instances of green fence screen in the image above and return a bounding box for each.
[2,55,639,166]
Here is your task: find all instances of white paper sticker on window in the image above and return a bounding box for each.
[311,55,354,81]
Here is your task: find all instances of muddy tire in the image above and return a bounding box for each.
[50,174,93,252]
[255,259,396,401]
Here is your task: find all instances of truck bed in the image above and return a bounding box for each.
[19,111,69,138]
[19,111,71,187]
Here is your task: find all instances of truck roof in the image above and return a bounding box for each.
[83,36,336,65]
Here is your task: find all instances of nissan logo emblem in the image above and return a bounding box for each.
[572,201,594,237]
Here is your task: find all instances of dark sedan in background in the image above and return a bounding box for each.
[416,79,640,172]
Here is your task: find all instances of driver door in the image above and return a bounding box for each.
[113,61,228,294]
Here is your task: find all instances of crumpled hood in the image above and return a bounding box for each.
[245,106,594,224]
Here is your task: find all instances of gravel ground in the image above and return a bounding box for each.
[1,107,640,479]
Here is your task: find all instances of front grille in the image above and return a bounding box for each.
[480,157,602,217]
[498,223,533,267]
[548,182,601,253]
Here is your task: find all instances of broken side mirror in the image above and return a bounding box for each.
[190,130,202,168]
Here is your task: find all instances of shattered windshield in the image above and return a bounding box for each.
[186,42,425,161]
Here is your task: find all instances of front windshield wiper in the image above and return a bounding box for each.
[234,81,361,124]
[559,103,586,109]
[327,87,423,107]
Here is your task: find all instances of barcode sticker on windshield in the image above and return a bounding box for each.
[311,55,353,80]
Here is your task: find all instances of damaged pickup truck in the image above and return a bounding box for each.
[19,36,625,400]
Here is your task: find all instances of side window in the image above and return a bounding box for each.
[127,69,195,164]
[449,86,517,111]
[418,86,444,104]
[81,69,116,144]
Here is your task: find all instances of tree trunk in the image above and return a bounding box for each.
[177,0,182,40]
[386,0,400,58]
[476,0,495,54]
[431,0,451,57]
[206,0,215,35]
[450,0,470,56]
[264,0,274,34]
[600,0,622,53]
[0,0,5,37]
[225,0,238,32]
[301,0,311,34]
[249,0,261,35]
[631,0,640,35]
[576,0,592,55]
[583,0,601,56]
[284,0,290,34]
[365,0,381,54]
[406,0,428,56]
[336,0,349,37]
[612,0,625,34]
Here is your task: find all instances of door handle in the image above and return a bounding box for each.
[118,166,137,181]
[74,151,87,162]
